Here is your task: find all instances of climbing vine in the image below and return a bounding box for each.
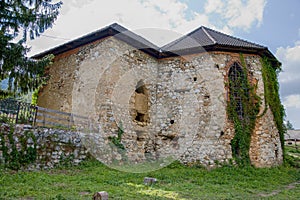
[0,125,37,170]
[261,57,285,155]
[108,122,125,150]
[227,54,261,166]
[227,54,285,165]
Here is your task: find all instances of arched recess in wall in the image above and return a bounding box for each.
[131,80,149,126]
[228,62,248,118]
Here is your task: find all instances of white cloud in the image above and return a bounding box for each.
[276,42,300,83]
[59,0,95,14]
[28,0,211,55]
[204,0,267,31]
[283,94,300,109]
[27,0,267,56]
[277,42,300,128]
[204,0,224,14]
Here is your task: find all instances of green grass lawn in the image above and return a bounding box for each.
[1,147,300,200]
[1,161,299,199]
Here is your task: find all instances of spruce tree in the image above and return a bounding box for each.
[0,0,62,98]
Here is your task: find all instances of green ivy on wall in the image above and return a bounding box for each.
[108,122,125,150]
[0,125,37,170]
[227,54,261,166]
[261,57,285,156]
[228,54,285,166]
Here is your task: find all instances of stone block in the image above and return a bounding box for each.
[93,191,109,200]
[144,177,157,185]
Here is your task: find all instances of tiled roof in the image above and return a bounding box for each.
[110,23,159,50]
[32,23,160,59]
[286,130,300,140]
[203,26,265,49]
[162,26,266,52]
[33,23,276,62]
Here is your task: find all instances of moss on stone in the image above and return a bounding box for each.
[0,125,37,170]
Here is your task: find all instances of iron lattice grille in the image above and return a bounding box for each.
[228,62,249,118]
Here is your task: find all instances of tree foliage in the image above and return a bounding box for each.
[0,0,62,98]
[286,120,294,130]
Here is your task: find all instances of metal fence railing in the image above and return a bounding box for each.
[0,99,89,130]
[0,98,37,126]
[35,106,90,130]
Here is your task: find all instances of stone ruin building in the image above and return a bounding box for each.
[33,23,283,168]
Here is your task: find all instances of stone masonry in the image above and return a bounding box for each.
[0,124,87,170]
[35,24,283,168]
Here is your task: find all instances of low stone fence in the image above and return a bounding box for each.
[0,124,88,170]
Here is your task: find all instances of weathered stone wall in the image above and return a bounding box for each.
[0,124,87,170]
[243,55,283,167]
[37,36,283,168]
[38,50,76,112]
[250,108,283,167]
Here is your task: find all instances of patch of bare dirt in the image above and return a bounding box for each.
[258,181,300,197]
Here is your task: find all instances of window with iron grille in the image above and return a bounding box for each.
[228,62,249,118]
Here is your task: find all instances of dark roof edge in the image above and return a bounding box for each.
[202,26,266,49]
[32,23,112,59]
[32,23,279,66]
[160,26,207,50]
[32,23,160,59]
[160,45,281,66]
[161,45,267,58]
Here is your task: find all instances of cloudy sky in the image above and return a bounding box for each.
[28,0,300,128]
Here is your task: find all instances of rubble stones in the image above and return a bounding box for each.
[0,124,87,170]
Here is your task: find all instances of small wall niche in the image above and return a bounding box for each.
[131,80,150,126]
[135,112,146,122]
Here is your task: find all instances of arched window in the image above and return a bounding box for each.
[228,62,248,118]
